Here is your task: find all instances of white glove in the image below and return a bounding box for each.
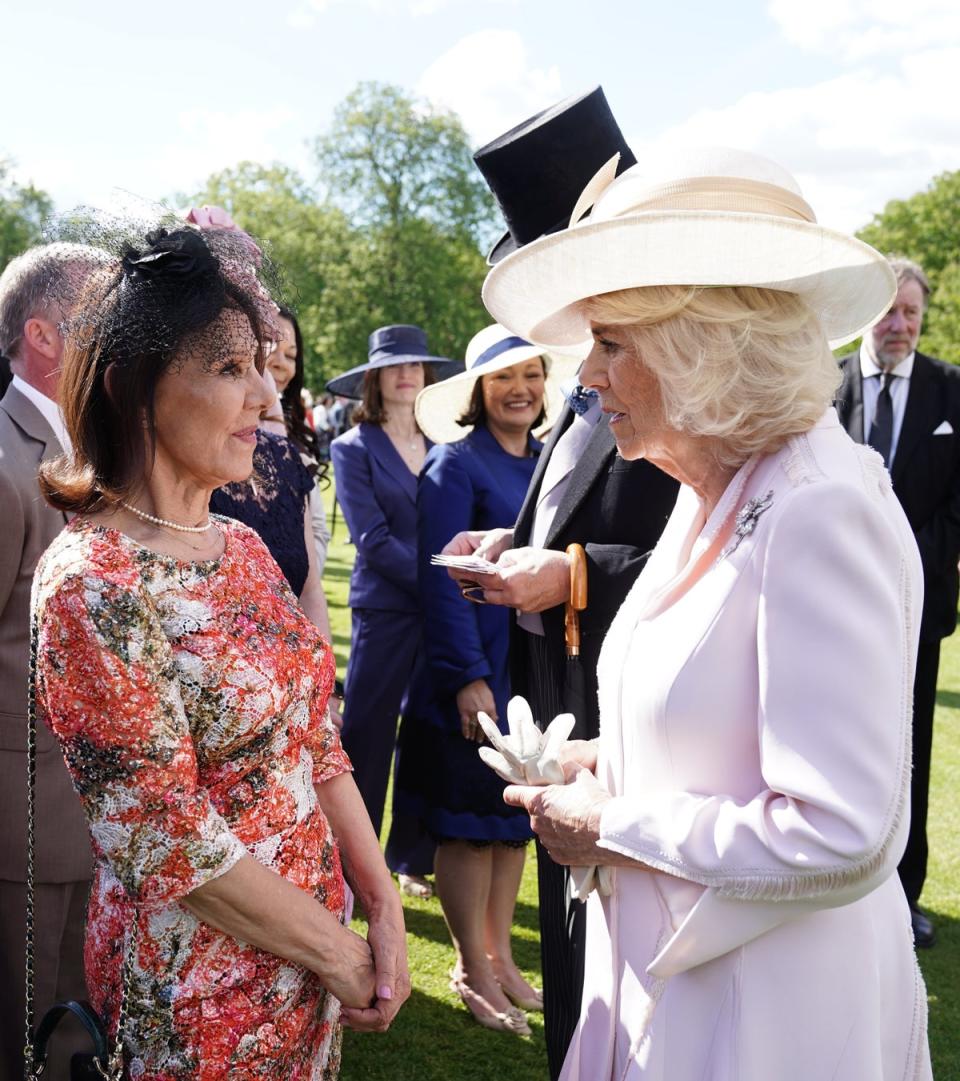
[476,696,612,900]
[477,695,573,785]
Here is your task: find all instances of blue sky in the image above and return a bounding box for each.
[4,0,958,232]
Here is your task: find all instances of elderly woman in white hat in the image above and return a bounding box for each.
[403,325,576,1034]
[483,148,932,1078]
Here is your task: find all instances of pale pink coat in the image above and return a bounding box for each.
[562,410,932,1081]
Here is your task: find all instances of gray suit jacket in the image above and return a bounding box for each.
[0,383,92,883]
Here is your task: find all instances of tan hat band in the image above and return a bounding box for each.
[614,176,817,224]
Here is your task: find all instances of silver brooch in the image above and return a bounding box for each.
[723,489,774,556]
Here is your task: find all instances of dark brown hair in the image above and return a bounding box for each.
[456,357,548,430]
[276,307,328,483]
[352,362,437,426]
[39,234,267,515]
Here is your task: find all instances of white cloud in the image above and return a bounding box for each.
[767,0,960,60]
[166,108,301,188]
[416,30,562,147]
[287,0,517,27]
[287,0,375,28]
[409,0,519,15]
[630,44,960,232]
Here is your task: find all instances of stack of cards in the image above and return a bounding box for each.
[430,554,500,575]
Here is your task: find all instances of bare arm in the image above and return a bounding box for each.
[314,772,410,1032]
[183,853,377,1007]
[299,506,333,642]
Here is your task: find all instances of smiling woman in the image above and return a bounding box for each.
[31,223,409,1080]
[399,325,578,1035]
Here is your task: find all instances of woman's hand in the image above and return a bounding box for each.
[558,738,599,778]
[340,896,410,1032]
[504,767,626,867]
[324,925,378,1009]
[312,773,410,1033]
[456,679,497,742]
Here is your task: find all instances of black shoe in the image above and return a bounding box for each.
[910,905,936,948]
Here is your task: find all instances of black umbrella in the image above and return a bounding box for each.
[564,543,589,735]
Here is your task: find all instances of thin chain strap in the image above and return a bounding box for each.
[23,613,39,1079]
[24,612,138,1081]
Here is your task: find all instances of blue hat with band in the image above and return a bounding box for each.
[326,324,462,399]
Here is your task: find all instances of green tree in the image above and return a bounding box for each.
[313,82,497,371]
[186,84,498,386]
[314,82,498,249]
[185,162,359,386]
[0,159,54,273]
[858,170,960,363]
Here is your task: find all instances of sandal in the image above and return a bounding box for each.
[449,973,531,1036]
[397,874,434,899]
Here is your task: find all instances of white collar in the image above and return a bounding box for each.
[859,342,915,381]
[11,375,71,451]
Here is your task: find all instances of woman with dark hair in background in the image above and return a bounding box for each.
[329,325,459,899]
[261,306,332,573]
[31,222,408,1079]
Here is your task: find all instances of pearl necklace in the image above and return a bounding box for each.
[120,501,212,534]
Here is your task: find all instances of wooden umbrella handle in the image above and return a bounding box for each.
[565,543,588,657]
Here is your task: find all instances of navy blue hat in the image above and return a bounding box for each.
[473,86,636,266]
[326,324,462,399]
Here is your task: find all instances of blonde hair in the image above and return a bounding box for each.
[583,285,841,469]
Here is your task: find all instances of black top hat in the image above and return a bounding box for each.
[474,86,637,266]
[325,324,461,399]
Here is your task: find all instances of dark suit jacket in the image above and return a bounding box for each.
[331,422,428,612]
[0,384,92,883]
[836,351,960,642]
[510,404,679,739]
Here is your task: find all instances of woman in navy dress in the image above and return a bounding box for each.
[328,326,460,896]
[409,324,572,1035]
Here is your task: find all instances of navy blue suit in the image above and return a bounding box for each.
[330,422,433,874]
[403,425,538,841]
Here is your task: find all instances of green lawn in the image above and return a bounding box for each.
[320,482,959,1080]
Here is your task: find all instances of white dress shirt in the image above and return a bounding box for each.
[11,374,71,453]
[859,344,913,468]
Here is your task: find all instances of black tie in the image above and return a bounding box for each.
[868,372,895,468]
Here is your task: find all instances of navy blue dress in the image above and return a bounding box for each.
[210,430,314,595]
[404,424,540,842]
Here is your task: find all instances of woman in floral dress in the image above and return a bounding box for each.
[31,224,408,1079]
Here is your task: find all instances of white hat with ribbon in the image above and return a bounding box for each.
[414,323,581,445]
[482,146,895,351]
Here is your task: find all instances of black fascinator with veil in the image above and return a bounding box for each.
[44,202,286,375]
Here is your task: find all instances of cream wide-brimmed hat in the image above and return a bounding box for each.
[414,323,580,444]
[482,146,896,351]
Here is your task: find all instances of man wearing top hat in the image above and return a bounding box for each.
[443,88,678,1077]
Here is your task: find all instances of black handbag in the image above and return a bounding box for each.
[24,615,136,1081]
[30,1001,111,1080]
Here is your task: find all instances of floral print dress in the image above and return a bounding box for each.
[33,516,349,1080]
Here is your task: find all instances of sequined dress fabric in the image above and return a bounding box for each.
[32,517,348,1080]
[210,429,315,596]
